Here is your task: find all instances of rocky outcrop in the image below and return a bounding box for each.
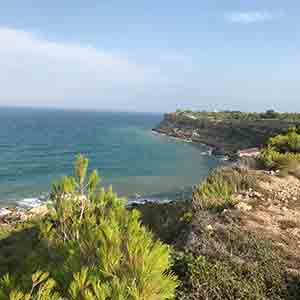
[153,112,300,157]
[0,205,50,224]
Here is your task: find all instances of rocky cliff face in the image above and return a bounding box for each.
[153,113,300,156]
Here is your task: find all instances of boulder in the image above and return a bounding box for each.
[28,205,49,216]
[235,202,252,212]
[0,208,12,217]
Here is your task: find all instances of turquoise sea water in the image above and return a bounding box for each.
[0,107,220,207]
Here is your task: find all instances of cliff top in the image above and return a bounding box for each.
[172,109,300,122]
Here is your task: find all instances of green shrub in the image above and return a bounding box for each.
[173,253,268,300]
[172,229,289,300]
[269,128,300,154]
[192,167,257,210]
[131,201,192,244]
[261,128,300,172]
[192,170,233,210]
[1,155,178,300]
[260,146,300,173]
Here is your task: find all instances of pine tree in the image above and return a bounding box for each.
[1,155,178,300]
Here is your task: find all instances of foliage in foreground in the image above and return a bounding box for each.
[0,155,177,300]
[192,167,258,210]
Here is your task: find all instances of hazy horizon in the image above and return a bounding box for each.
[1,104,298,115]
[1,1,300,112]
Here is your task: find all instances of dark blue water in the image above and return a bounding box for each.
[0,107,220,207]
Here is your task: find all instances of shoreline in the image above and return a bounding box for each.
[152,128,213,149]
[152,128,231,160]
[0,195,179,225]
[0,188,185,217]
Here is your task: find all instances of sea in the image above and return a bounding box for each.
[0,107,221,209]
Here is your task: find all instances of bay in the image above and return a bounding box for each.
[0,107,220,207]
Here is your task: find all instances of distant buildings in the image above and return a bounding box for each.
[237,148,260,158]
[185,114,198,120]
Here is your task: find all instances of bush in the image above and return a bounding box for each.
[192,167,257,211]
[172,227,290,300]
[192,170,234,210]
[260,128,300,172]
[172,252,284,300]
[0,155,178,299]
[131,201,192,244]
[261,146,300,176]
[269,128,300,154]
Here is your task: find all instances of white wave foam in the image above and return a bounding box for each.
[0,208,12,217]
[127,196,173,205]
[12,194,170,210]
[17,197,43,208]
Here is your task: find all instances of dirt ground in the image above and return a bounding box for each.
[233,173,300,273]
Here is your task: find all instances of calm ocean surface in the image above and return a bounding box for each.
[0,107,220,207]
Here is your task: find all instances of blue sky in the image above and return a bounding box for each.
[0,1,299,112]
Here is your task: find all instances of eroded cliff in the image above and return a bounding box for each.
[154,112,300,156]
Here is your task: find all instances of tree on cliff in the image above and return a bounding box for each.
[260,109,279,119]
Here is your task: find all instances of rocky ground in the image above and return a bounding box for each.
[174,170,300,278]
[231,173,300,273]
[0,205,49,224]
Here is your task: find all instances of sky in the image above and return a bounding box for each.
[0,1,299,112]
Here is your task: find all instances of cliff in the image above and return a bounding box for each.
[153,111,300,156]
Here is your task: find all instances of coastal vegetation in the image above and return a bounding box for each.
[172,166,300,298]
[261,127,300,174]
[172,229,288,300]
[191,167,261,211]
[176,109,300,121]
[0,155,177,299]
